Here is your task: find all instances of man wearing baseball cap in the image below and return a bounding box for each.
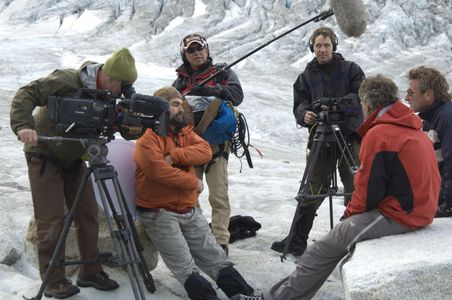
[173,33,244,255]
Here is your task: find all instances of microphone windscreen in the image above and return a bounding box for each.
[330,0,367,37]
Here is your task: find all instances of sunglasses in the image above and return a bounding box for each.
[186,46,205,54]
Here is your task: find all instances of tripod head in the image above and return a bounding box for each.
[311,123,343,144]
[38,136,110,167]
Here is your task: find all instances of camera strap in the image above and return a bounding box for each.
[26,152,82,177]
[26,153,61,176]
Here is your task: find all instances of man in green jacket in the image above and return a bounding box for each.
[10,48,138,299]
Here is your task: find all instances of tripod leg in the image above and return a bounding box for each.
[331,126,359,206]
[281,140,323,261]
[26,168,93,300]
[114,180,156,293]
[111,177,150,298]
[93,167,147,300]
[329,171,337,230]
[331,126,359,172]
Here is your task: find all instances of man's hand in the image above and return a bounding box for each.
[18,128,38,146]
[304,111,317,125]
[121,124,143,135]
[188,85,222,98]
[164,155,173,166]
[197,179,204,194]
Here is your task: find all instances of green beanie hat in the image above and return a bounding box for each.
[102,48,138,82]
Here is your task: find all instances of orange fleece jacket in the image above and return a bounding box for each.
[134,126,212,211]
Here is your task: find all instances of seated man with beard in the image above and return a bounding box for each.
[133,86,254,300]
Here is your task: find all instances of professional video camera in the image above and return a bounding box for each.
[314,97,354,125]
[47,88,169,139]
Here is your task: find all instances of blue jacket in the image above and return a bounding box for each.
[419,100,452,207]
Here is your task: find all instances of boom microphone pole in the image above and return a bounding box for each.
[198,9,334,87]
[196,0,368,87]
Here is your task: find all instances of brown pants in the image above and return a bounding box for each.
[27,154,102,285]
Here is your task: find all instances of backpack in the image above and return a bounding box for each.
[201,100,237,145]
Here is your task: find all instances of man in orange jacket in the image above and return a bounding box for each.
[134,86,254,300]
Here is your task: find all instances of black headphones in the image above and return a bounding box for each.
[309,28,338,52]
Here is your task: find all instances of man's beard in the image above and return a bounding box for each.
[170,114,187,131]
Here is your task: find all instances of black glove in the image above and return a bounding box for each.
[188,84,223,98]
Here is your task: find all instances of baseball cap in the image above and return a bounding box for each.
[180,34,208,54]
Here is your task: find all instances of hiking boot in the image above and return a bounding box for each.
[44,278,80,299]
[230,294,262,300]
[271,236,307,256]
[76,271,119,291]
[184,273,219,300]
[217,266,254,298]
[271,207,316,256]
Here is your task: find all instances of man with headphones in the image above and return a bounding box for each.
[271,26,366,256]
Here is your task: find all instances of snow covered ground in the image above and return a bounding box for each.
[0,0,450,299]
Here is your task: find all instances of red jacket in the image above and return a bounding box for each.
[134,126,212,211]
[344,100,440,228]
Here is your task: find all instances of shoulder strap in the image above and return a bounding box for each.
[181,100,195,126]
[193,98,222,135]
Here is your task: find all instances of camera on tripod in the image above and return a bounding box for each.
[314,97,353,125]
[47,88,169,139]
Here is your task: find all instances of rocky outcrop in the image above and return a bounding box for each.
[0,237,21,266]
[341,218,452,300]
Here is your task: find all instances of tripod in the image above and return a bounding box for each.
[281,123,358,261]
[25,137,155,300]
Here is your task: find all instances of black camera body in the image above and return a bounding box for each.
[47,88,169,139]
[314,97,353,125]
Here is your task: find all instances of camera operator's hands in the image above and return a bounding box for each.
[188,84,223,98]
[18,128,38,146]
[304,111,317,125]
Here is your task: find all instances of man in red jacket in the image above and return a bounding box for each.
[232,75,440,300]
[134,86,254,300]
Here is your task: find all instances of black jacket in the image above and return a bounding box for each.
[419,100,452,207]
[293,53,365,139]
[173,58,243,106]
